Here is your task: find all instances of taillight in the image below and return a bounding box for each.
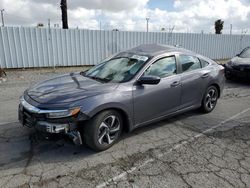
[219,65,225,74]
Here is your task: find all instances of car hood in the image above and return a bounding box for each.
[231,57,250,65]
[27,72,118,104]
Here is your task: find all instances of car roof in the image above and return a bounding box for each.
[125,43,196,57]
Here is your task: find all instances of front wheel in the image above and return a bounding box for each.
[201,86,218,113]
[83,110,123,151]
[225,71,232,80]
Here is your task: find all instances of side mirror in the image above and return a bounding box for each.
[137,75,161,85]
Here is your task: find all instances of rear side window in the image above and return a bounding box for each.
[199,59,209,68]
[179,55,201,72]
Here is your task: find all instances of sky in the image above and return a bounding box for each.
[0,0,250,34]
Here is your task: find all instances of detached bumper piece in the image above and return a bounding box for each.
[35,121,82,145]
[67,130,83,145]
[18,104,83,145]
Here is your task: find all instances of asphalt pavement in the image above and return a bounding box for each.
[0,69,249,188]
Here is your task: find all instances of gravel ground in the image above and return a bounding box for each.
[0,67,249,188]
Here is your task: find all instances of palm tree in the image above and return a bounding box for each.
[215,19,224,34]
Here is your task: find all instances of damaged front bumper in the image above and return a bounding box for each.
[18,97,87,145]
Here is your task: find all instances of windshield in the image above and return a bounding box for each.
[83,54,149,83]
[239,48,250,58]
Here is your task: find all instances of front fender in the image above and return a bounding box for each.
[77,91,134,131]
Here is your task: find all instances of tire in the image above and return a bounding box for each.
[201,86,218,113]
[225,72,232,80]
[83,110,123,151]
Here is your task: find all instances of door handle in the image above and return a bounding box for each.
[201,73,209,78]
[171,81,180,87]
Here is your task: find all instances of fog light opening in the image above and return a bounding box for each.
[52,123,69,133]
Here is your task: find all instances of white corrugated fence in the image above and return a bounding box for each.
[0,27,250,68]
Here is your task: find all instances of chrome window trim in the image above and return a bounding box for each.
[135,52,178,81]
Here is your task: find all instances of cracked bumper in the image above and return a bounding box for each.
[18,104,83,145]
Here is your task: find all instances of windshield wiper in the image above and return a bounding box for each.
[83,74,110,83]
[90,76,110,83]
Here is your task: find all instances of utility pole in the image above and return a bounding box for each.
[48,18,51,29]
[146,17,149,32]
[0,9,4,27]
[167,25,175,44]
[240,29,247,51]
[230,24,232,35]
[60,0,68,29]
[48,19,51,41]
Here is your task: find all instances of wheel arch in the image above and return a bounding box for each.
[209,83,221,98]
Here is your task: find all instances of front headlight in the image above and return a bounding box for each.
[19,96,81,118]
[46,108,81,119]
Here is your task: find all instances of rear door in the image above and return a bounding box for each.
[177,54,209,109]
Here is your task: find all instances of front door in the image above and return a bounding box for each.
[133,56,181,125]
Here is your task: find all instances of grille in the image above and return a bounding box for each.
[22,109,36,128]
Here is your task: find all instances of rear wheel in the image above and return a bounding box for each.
[83,110,123,151]
[201,86,218,113]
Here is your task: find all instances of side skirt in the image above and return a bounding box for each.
[131,104,201,131]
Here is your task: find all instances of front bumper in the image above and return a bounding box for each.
[18,98,86,144]
[18,104,76,134]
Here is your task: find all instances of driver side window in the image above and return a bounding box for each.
[144,56,177,78]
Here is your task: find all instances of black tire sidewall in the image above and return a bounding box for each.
[225,72,232,80]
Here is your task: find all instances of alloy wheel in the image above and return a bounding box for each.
[97,115,121,145]
[205,88,218,110]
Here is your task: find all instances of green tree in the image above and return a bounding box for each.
[215,19,224,34]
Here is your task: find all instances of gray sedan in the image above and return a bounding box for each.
[19,44,225,151]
